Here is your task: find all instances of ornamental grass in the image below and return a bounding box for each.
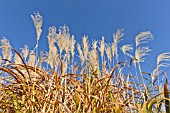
[0,12,169,113]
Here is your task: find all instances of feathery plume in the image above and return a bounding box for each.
[135,31,153,63]
[28,52,36,67]
[92,40,98,50]
[57,25,69,55]
[59,25,70,37]
[98,36,105,58]
[1,37,11,59]
[89,40,98,66]
[7,51,13,61]
[48,26,57,40]
[105,44,112,62]
[21,45,29,60]
[135,46,151,63]
[69,35,76,72]
[62,25,70,56]
[111,43,116,57]
[57,33,65,55]
[64,36,70,61]
[113,29,124,62]
[157,52,170,67]
[1,37,12,61]
[70,35,76,58]
[64,36,70,54]
[121,44,133,57]
[135,31,153,47]
[113,29,124,44]
[48,26,58,55]
[77,43,84,65]
[31,12,43,40]
[14,53,22,64]
[46,52,56,68]
[134,31,153,86]
[82,35,89,60]
[152,52,170,84]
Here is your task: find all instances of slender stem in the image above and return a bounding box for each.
[138,62,145,85]
[72,55,74,73]
[137,62,147,102]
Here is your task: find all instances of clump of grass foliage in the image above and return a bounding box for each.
[0,12,169,113]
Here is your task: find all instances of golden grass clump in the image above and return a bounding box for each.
[0,12,169,113]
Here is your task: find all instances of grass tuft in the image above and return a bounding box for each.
[0,12,169,113]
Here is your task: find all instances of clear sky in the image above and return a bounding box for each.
[0,1,170,78]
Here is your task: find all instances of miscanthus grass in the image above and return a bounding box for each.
[0,12,169,113]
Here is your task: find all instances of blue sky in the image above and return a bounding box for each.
[0,1,170,78]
